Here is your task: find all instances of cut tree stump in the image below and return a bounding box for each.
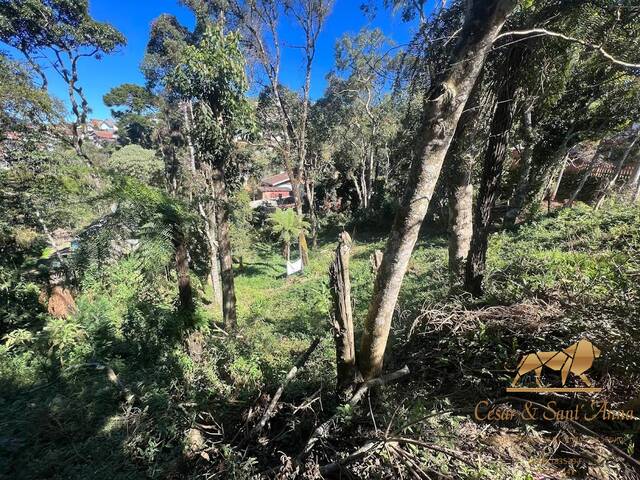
[329,232,357,398]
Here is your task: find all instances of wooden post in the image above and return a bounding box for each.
[370,250,383,274]
[329,232,357,398]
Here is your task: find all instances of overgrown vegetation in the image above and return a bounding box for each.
[1,0,640,479]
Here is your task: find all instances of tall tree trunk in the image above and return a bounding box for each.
[358,0,516,381]
[286,160,310,266]
[212,167,238,330]
[329,232,357,398]
[448,154,474,284]
[446,80,484,284]
[305,180,319,248]
[566,143,602,208]
[505,106,535,225]
[549,152,570,203]
[174,232,195,317]
[164,144,180,196]
[298,231,309,267]
[464,48,521,297]
[594,131,640,210]
[200,203,223,308]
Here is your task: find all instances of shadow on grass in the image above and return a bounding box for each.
[0,305,200,480]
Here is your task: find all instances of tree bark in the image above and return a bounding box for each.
[358,0,516,380]
[286,159,310,266]
[329,232,357,398]
[505,106,535,225]
[448,154,474,284]
[212,167,238,330]
[445,81,484,284]
[174,232,195,316]
[200,202,223,308]
[566,143,602,208]
[463,48,522,297]
[549,152,570,203]
[305,180,319,248]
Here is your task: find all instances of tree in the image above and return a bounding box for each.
[103,83,156,148]
[459,0,640,295]
[104,83,157,148]
[322,28,399,212]
[358,0,517,380]
[0,55,63,148]
[268,208,310,262]
[497,0,640,220]
[464,46,525,296]
[0,0,125,155]
[444,80,487,285]
[104,83,156,115]
[224,0,334,266]
[168,22,253,330]
[107,145,164,184]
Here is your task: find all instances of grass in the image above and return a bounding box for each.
[2,201,640,479]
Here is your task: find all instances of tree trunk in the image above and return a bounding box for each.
[289,170,310,266]
[566,144,602,208]
[445,80,483,285]
[164,145,180,196]
[174,232,195,316]
[329,232,357,398]
[183,102,197,174]
[305,180,319,248]
[594,131,640,210]
[298,231,309,267]
[529,129,577,214]
[549,152,570,203]
[358,0,516,380]
[200,202,223,308]
[464,48,522,297]
[505,107,535,225]
[212,167,238,330]
[448,155,474,284]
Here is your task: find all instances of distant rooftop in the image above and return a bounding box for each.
[261,172,290,187]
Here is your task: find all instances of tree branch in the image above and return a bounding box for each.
[496,28,640,69]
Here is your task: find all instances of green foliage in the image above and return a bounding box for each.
[116,112,156,148]
[487,202,640,305]
[0,0,126,55]
[229,190,256,263]
[142,13,191,91]
[108,145,163,183]
[168,22,253,165]
[104,83,156,115]
[0,55,62,139]
[268,208,310,259]
[104,84,157,147]
[43,316,88,363]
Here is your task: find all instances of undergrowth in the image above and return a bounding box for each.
[2,201,640,479]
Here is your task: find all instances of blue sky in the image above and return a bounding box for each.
[43,0,423,119]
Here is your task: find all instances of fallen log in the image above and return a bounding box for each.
[248,337,321,439]
[299,365,410,460]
